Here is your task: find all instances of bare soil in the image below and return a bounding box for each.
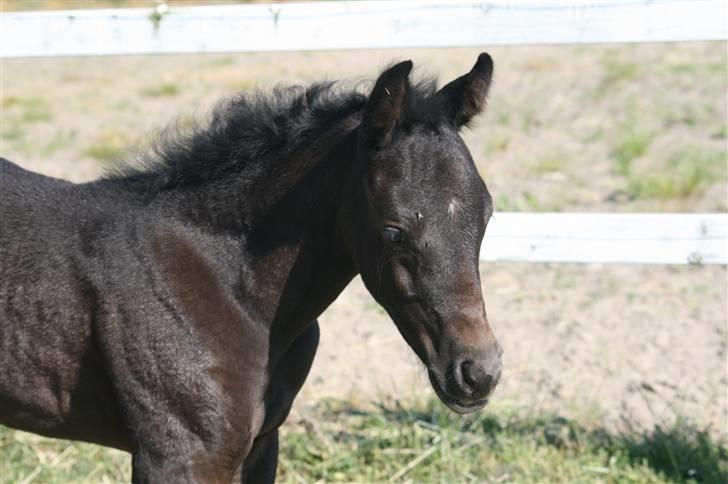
[309,265,727,436]
[1,43,726,435]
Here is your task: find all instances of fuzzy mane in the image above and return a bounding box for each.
[107,73,441,192]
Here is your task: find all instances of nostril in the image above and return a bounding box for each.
[460,360,473,388]
[460,360,484,390]
[460,360,500,395]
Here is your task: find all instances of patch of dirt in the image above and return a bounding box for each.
[307,265,726,435]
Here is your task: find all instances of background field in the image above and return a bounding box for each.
[1,33,726,483]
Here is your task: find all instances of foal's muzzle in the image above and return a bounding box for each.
[454,355,501,397]
[429,340,502,414]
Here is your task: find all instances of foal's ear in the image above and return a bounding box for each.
[363,60,413,148]
[438,52,494,127]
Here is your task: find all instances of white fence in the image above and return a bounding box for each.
[484,213,726,264]
[1,0,726,57]
[1,1,726,264]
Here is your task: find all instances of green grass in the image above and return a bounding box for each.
[40,130,77,157]
[611,128,653,176]
[83,131,130,163]
[3,399,724,482]
[529,152,566,176]
[627,147,726,200]
[84,144,127,164]
[609,124,725,201]
[522,190,545,211]
[596,55,640,96]
[1,95,53,123]
[484,132,511,156]
[140,82,180,98]
[495,194,518,212]
[0,124,25,142]
[364,300,387,316]
[207,56,236,67]
[520,106,540,133]
[494,192,565,212]
[712,125,727,140]
[603,60,639,84]
[281,399,726,483]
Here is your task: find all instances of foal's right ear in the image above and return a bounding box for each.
[363,60,413,148]
[437,53,494,127]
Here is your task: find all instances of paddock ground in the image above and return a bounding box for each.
[1,41,726,481]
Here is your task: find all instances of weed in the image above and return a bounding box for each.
[1,95,21,108]
[112,99,134,111]
[611,128,653,176]
[40,130,77,157]
[364,301,386,316]
[522,191,542,211]
[663,105,701,127]
[530,152,565,176]
[627,147,725,200]
[583,127,604,143]
[495,110,511,126]
[484,132,510,156]
[141,82,180,98]
[495,194,518,212]
[0,124,25,141]
[619,418,728,483]
[83,131,130,164]
[597,57,640,96]
[521,107,540,133]
[2,96,53,123]
[208,56,236,67]
[712,125,727,140]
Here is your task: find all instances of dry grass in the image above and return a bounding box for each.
[2,43,725,208]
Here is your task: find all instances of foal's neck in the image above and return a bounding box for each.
[167,116,361,357]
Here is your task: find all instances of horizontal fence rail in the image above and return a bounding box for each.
[1,0,726,58]
[482,213,728,264]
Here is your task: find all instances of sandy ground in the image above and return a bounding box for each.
[306,265,727,435]
[1,44,726,435]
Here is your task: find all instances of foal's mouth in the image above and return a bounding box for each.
[427,370,490,415]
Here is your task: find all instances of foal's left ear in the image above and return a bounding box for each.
[363,60,413,148]
[437,52,494,127]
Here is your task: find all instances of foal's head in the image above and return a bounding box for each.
[341,54,501,413]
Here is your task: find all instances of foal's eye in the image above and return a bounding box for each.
[383,226,403,243]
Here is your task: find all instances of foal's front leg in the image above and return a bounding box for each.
[109,323,266,483]
[128,397,258,484]
[241,320,320,483]
[240,430,279,483]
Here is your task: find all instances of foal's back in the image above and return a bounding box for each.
[1,157,91,294]
[0,157,80,304]
[0,157,129,448]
